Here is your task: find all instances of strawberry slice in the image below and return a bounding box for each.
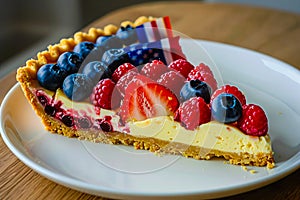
[119,83,179,122]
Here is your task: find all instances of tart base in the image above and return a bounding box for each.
[16,16,275,169]
[78,130,275,169]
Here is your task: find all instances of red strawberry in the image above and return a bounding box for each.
[175,97,211,130]
[210,85,246,106]
[237,104,268,136]
[187,63,218,91]
[140,60,169,81]
[119,83,179,122]
[168,59,194,78]
[157,71,185,97]
[111,63,137,83]
[90,78,120,109]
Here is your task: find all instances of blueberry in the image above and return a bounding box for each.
[81,46,105,63]
[116,25,137,46]
[211,93,242,123]
[95,118,113,132]
[62,73,93,101]
[44,105,56,116]
[61,114,74,127]
[73,41,96,58]
[101,48,131,76]
[96,35,123,50]
[36,92,49,106]
[99,120,113,132]
[76,117,92,129]
[57,52,84,74]
[81,61,109,85]
[37,64,68,91]
[96,35,111,45]
[180,80,211,103]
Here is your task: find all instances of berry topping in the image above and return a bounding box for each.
[73,41,96,58]
[180,79,212,104]
[62,73,93,101]
[187,63,218,91]
[57,52,84,74]
[116,71,153,97]
[211,93,242,123]
[157,71,185,97]
[101,48,131,76]
[116,25,137,46]
[168,59,194,78]
[237,104,268,136]
[140,60,169,81]
[119,82,179,122]
[175,97,211,130]
[112,63,137,83]
[81,61,109,85]
[90,78,120,109]
[96,35,123,50]
[115,70,139,97]
[37,64,68,91]
[210,85,246,106]
[96,35,111,45]
[192,63,214,77]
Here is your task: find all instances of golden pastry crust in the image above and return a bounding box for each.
[16,16,275,168]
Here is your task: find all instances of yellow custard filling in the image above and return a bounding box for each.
[128,116,272,154]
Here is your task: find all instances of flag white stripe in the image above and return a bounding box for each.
[161,38,173,64]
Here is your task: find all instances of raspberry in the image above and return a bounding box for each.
[195,63,214,76]
[210,85,246,106]
[116,71,153,97]
[140,60,169,81]
[187,63,218,91]
[157,71,185,97]
[168,59,194,78]
[175,97,211,130]
[237,104,268,136]
[111,63,137,83]
[90,78,119,109]
[115,71,139,97]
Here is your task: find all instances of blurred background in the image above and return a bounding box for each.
[0,0,299,78]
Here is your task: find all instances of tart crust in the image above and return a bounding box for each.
[78,130,275,168]
[16,16,275,168]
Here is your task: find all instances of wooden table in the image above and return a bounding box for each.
[1,2,299,199]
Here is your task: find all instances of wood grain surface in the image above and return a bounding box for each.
[1,1,299,199]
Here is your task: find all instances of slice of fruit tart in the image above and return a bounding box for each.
[16,16,275,168]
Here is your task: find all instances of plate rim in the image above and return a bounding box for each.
[1,40,300,199]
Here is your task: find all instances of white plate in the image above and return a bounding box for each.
[1,40,300,199]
